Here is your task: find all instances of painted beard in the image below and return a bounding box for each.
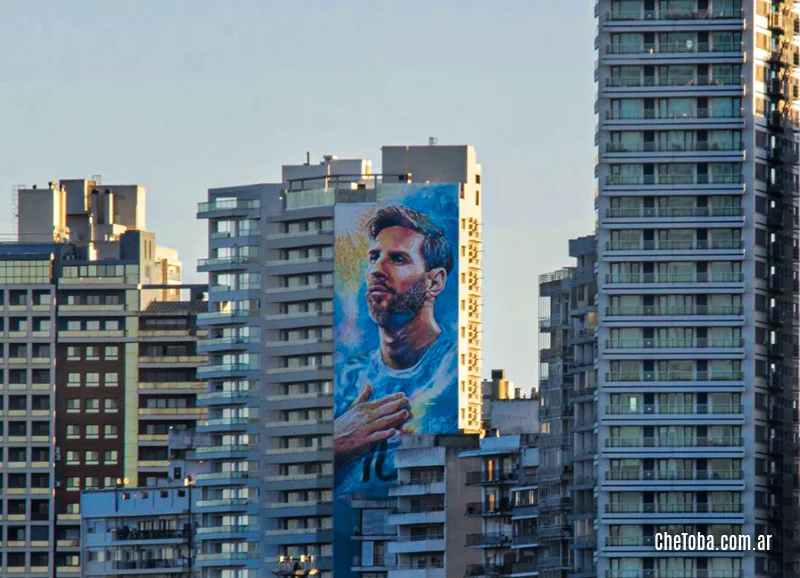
[367,277,428,328]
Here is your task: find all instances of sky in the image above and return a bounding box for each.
[0,0,597,389]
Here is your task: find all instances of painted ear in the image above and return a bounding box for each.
[426,268,447,298]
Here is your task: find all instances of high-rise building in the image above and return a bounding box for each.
[0,179,205,578]
[595,2,799,577]
[190,144,482,578]
[537,235,598,578]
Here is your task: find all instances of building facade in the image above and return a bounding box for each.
[190,144,483,578]
[80,485,195,578]
[0,179,204,577]
[595,2,800,577]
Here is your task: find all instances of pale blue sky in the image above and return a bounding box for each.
[0,0,596,388]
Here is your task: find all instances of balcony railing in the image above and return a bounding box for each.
[605,305,743,316]
[605,41,743,55]
[513,533,539,546]
[606,9,745,21]
[606,76,743,88]
[605,469,744,482]
[606,370,743,382]
[605,240,743,251]
[465,533,512,548]
[465,563,513,577]
[465,470,517,485]
[606,403,743,415]
[606,141,744,153]
[606,206,743,218]
[465,501,512,516]
[606,338,743,349]
[605,436,743,448]
[605,107,744,121]
[605,570,744,578]
[605,502,742,514]
[197,199,260,213]
[606,273,743,284]
[606,174,743,186]
[111,528,187,541]
[111,559,190,570]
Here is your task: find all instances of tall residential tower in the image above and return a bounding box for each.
[595,2,800,577]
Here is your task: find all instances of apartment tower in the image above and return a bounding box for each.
[596,2,799,578]
[0,179,204,577]
[192,144,482,578]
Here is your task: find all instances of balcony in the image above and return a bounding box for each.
[466,533,512,549]
[605,206,743,219]
[606,502,742,514]
[388,534,446,554]
[605,272,743,285]
[605,569,744,578]
[605,141,744,154]
[197,199,260,217]
[604,239,744,253]
[606,403,743,415]
[109,559,190,571]
[605,305,743,316]
[112,528,187,541]
[605,436,743,448]
[605,174,743,187]
[197,256,257,271]
[465,500,512,517]
[512,533,539,547]
[465,564,513,577]
[605,9,744,21]
[465,470,517,485]
[196,309,259,323]
[605,338,743,349]
[605,41,743,56]
[606,370,743,383]
[605,76,743,89]
[196,363,253,377]
[604,107,744,123]
[607,469,744,483]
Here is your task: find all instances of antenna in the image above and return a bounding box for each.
[429,136,438,146]
[305,151,310,165]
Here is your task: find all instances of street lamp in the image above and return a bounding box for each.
[272,555,318,577]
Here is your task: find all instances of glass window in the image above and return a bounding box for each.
[86,425,99,438]
[104,346,119,360]
[104,399,118,412]
[104,424,118,439]
[104,373,119,387]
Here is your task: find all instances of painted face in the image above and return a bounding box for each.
[366,226,429,327]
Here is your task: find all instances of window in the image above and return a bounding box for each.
[104,424,118,439]
[105,346,119,360]
[86,320,100,331]
[105,320,120,331]
[86,346,100,360]
[103,476,116,488]
[66,399,80,413]
[86,373,100,387]
[67,373,81,387]
[85,399,99,412]
[66,477,81,491]
[66,451,80,464]
[66,503,79,514]
[104,373,118,387]
[85,477,99,489]
[85,451,99,465]
[66,320,80,331]
[66,425,80,439]
[104,450,118,465]
[86,425,99,439]
[104,399,118,413]
[67,347,81,361]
